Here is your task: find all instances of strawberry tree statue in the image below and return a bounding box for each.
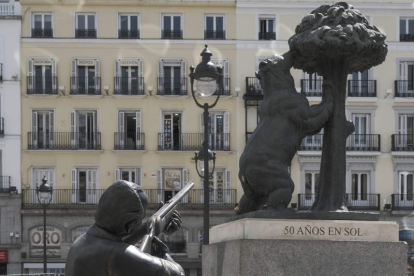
[288,2,387,211]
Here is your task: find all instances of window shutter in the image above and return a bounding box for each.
[118,111,124,148]
[51,59,57,91]
[157,169,163,202]
[31,111,38,148]
[135,168,140,186]
[71,169,77,203]
[71,59,77,90]
[71,111,76,148]
[158,60,164,92]
[224,111,230,149]
[95,59,100,92]
[115,59,120,92]
[182,169,189,203]
[180,59,186,92]
[223,60,230,92]
[138,59,144,92]
[49,111,54,146]
[33,169,40,189]
[136,111,141,148]
[28,58,34,91]
[115,169,120,182]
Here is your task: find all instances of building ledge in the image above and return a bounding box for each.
[112,150,147,154]
[347,97,377,103]
[23,94,60,99]
[391,151,414,157]
[156,150,235,154]
[297,151,321,156]
[0,15,21,20]
[24,150,104,154]
[346,151,381,156]
[394,97,414,103]
[154,95,191,99]
[112,94,147,99]
[69,95,105,99]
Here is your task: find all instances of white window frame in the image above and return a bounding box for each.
[70,109,99,149]
[160,13,184,38]
[399,17,414,41]
[27,57,57,92]
[115,167,142,186]
[157,167,189,203]
[117,109,142,149]
[398,171,414,204]
[114,58,143,93]
[31,12,54,30]
[303,72,323,93]
[30,109,55,149]
[160,110,184,150]
[71,58,100,93]
[32,167,55,189]
[117,13,141,32]
[75,12,97,37]
[302,171,319,208]
[257,14,277,40]
[203,13,226,32]
[200,168,231,204]
[200,110,230,150]
[349,171,370,203]
[71,167,99,204]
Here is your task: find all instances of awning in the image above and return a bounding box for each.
[23,263,65,269]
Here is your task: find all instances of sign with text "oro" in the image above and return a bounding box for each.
[29,226,62,258]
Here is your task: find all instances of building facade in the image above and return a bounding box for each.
[16,0,414,274]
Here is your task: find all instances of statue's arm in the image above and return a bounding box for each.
[304,97,333,135]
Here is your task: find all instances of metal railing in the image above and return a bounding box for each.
[346,134,380,151]
[158,133,230,151]
[213,77,230,96]
[400,34,414,42]
[118,29,140,39]
[22,189,237,209]
[347,80,376,97]
[114,132,145,150]
[0,117,4,135]
[114,77,144,95]
[27,76,58,94]
[31,28,53,38]
[157,77,187,95]
[204,30,226,40]
[161,30,183,39]
[301,79,323,96]
[298,193,380,211]
[0,176,11,193]
[395,80,414,97]
[392,134,414,151]
[299,134,323,151]
[75,29,97,38]
[245,77,263,96]
[70,77,101,95]
[392,194,414,210]
[28,132,101,150]
[258,32,276,40]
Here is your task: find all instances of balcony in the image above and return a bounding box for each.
[204,31,226,40]
[158,133,230,151]
[161,30,183,39]
[31,28,53,38]
[346,134,380,151]
[114,132,145,150]
[298,193,380,211]
[118,30,140,39]
[114,77,144,95]
[392,194,414,210]
[392,134,414,151]
[301,79,322,97]
[27,76,58,95]
[0,176,11,193]
[347,80,376,97]
[395,80,414,97]
[245,77,263,98]
[157,77,187,95]
[22,189,237,209]
[258,32,276,40]
[213,77,231,96]
[0,3,19,15]
[75,29,97,38]
[400,34,414,42]
[70,77,101,95]
[28,132,101,150]
[299,134,323,151]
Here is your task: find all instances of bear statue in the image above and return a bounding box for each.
[236,51,334,215]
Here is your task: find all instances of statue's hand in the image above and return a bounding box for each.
[163,210,182,235]
[152,236,169,258]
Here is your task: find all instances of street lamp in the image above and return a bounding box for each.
[189,45,223,245]
[36,176,53,274]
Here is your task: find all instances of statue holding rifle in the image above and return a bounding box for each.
[65,180,194,276]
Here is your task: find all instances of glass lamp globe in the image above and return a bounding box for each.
[36,176,53,206]
[196,77,217,97]
[197,158,215,177]
[38,191,52,205]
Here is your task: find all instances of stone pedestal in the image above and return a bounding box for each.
[203,219,407,276]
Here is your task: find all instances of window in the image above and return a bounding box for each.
[397,114,414,149]
[204,14,225,39]
[160,112,183,150]
[75,13,96,38]
[302,73,323,95]
[211,58,230,95]
[71,58,100,95]
[158,59,186,95]
[161,14,182,39]
[400,18,414,42]
[200,169,231,204]
[114,59,144,95]
[30,110,54,150]
[71,168,99,204]
[258,16,276,40]
[397,61,414,95]
[302,130,323,149]
[348,69,375,96]
[118,14,140,39]
[32,13,53,38]
[351,172,369,200]
[27,58,57,94]
[350,113,370,147]
[157,168,189,202]
[32,168,55,189]
[305,172,319,200]
[200,111,230,151]
[71,110,99,150]
[115,168,141,186]
[116,110,142,150]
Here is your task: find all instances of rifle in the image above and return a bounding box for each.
[139,182,195,254]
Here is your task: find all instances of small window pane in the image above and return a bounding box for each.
[305,173,312,199]
[131,16,138,31]
[408,174,413,200]
[400,19,407,35]
[45,66,52,77]
[131,66,138,78]
[120,16,128,30]
[164,16,171,30]
[78,15,85,29]
[260,20,266,33]
[206,17,214,31]
[88,15,95,29]
[352,174,358,199]
[361,70,368,81]
[216,17,223,31]
[361,174,367,200]
[44,15,52,29]
[314,173,320,195]
[34,15,42,29]
[173,16,181,31]
[268,20,274,32]
[409,20,414,35]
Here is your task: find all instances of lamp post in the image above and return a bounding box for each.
[189,45,223,245]
[36,176,53,274]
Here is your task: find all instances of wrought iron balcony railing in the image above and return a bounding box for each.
[392,134,414,151]
[392,194,414,210]
[301,79,323,97]
[161,30,183,39]
[395,80,414,97]
[0,176,11,193]
[299,134,323,151]
[22,189,237,209]
[114,77,144,95]
[0,117,4,136]
[204,31,226,40]
[213,77,231,96]
[70,77,101,95]
[245,77,263,96]
[114,132,145,150]
[31,28,53,38]
[27,76,58,95]
[28,132,101,150]
[400,34,414,42]
[158,133,230,151]
[118,29,140,39]
[346,134,380,151]
[258,32,276,40]
[347,80,376,97]
[75,29,97,38]
[157,77,187,95]
[298,193,380,211]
